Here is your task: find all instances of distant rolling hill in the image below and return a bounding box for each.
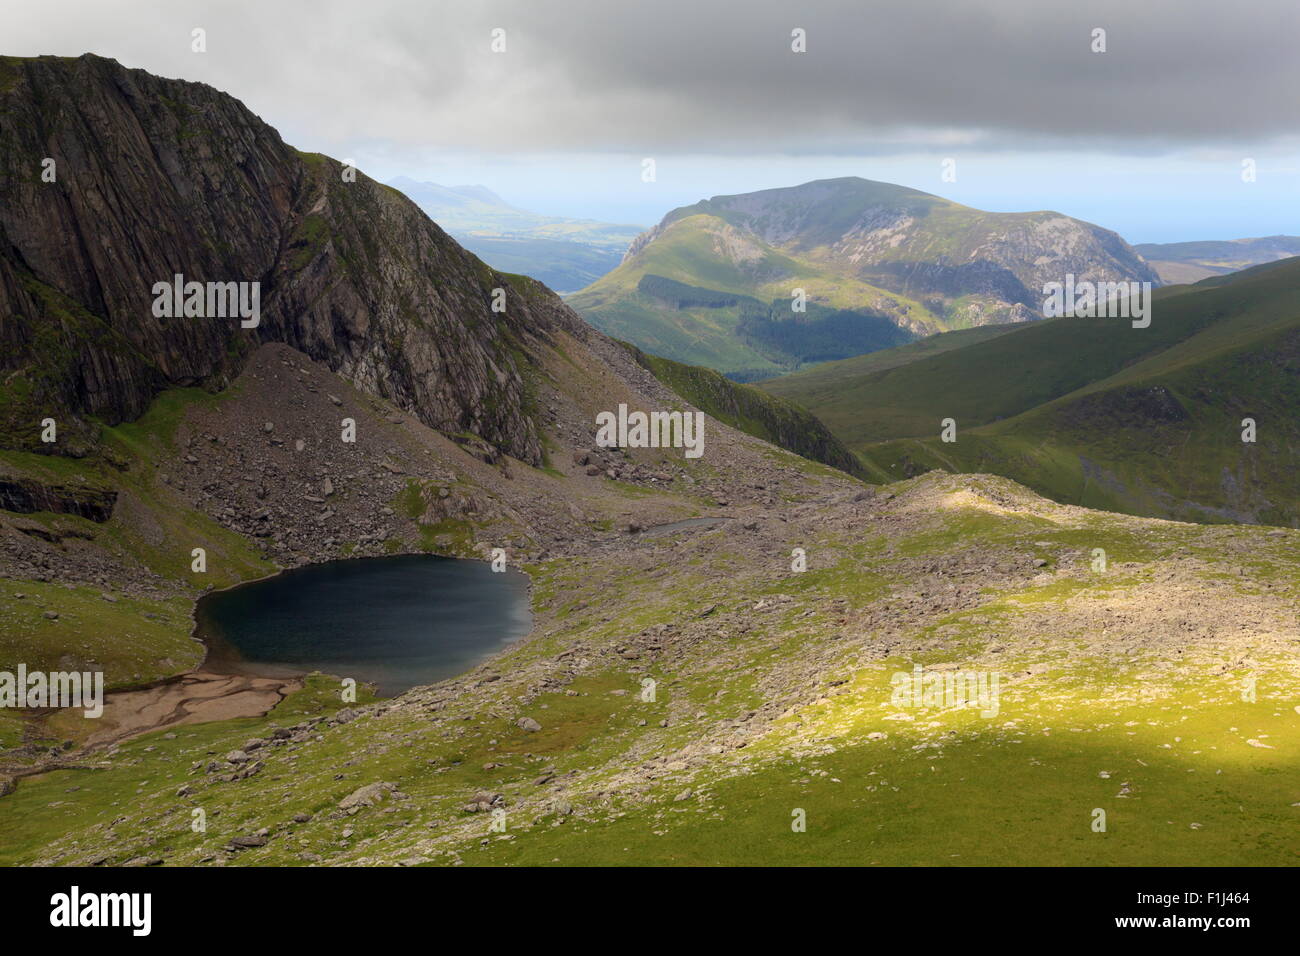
[762,258,1300,526]
[387,177,643,292]
[570,177,1158,379]
[1135,235,1300,285]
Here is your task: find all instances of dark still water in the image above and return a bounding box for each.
[194,555,532,696]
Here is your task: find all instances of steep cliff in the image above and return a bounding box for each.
[0,54,584,464]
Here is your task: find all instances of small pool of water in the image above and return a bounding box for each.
[194,554,532,696]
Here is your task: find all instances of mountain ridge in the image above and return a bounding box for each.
[1135,234,1300,284]
[0,53,869,487]
[0,53,590,466]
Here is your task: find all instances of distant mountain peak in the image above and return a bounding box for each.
[385,177,524,213]
[447,183,506,205]
[573,176,1158,377]
[707,175,939,204]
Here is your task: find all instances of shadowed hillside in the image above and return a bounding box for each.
[765,259,1300,525]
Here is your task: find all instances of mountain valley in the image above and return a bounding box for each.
[0,53,1296,875]
[764,258,1300,526]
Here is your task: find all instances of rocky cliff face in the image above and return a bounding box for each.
[0,476,115,521]
[0,54,585,464]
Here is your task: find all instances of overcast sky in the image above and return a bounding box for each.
[5,0,1297,240]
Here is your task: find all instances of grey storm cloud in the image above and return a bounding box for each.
[5,0,1298,154]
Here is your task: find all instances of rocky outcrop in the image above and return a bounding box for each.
[0,477,116,521]
[0,54,587,465]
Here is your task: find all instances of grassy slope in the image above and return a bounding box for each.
[4,473,1295,867]
[766,260,1300,524]
[760,280,1233,448]
[909,265,1294,522]
[1144,260,1223,285]
[758,322,1028,393]
[0,358,268,750]
[0,386,280,752]
[621,343,869,479]
[863,322,1299,524]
